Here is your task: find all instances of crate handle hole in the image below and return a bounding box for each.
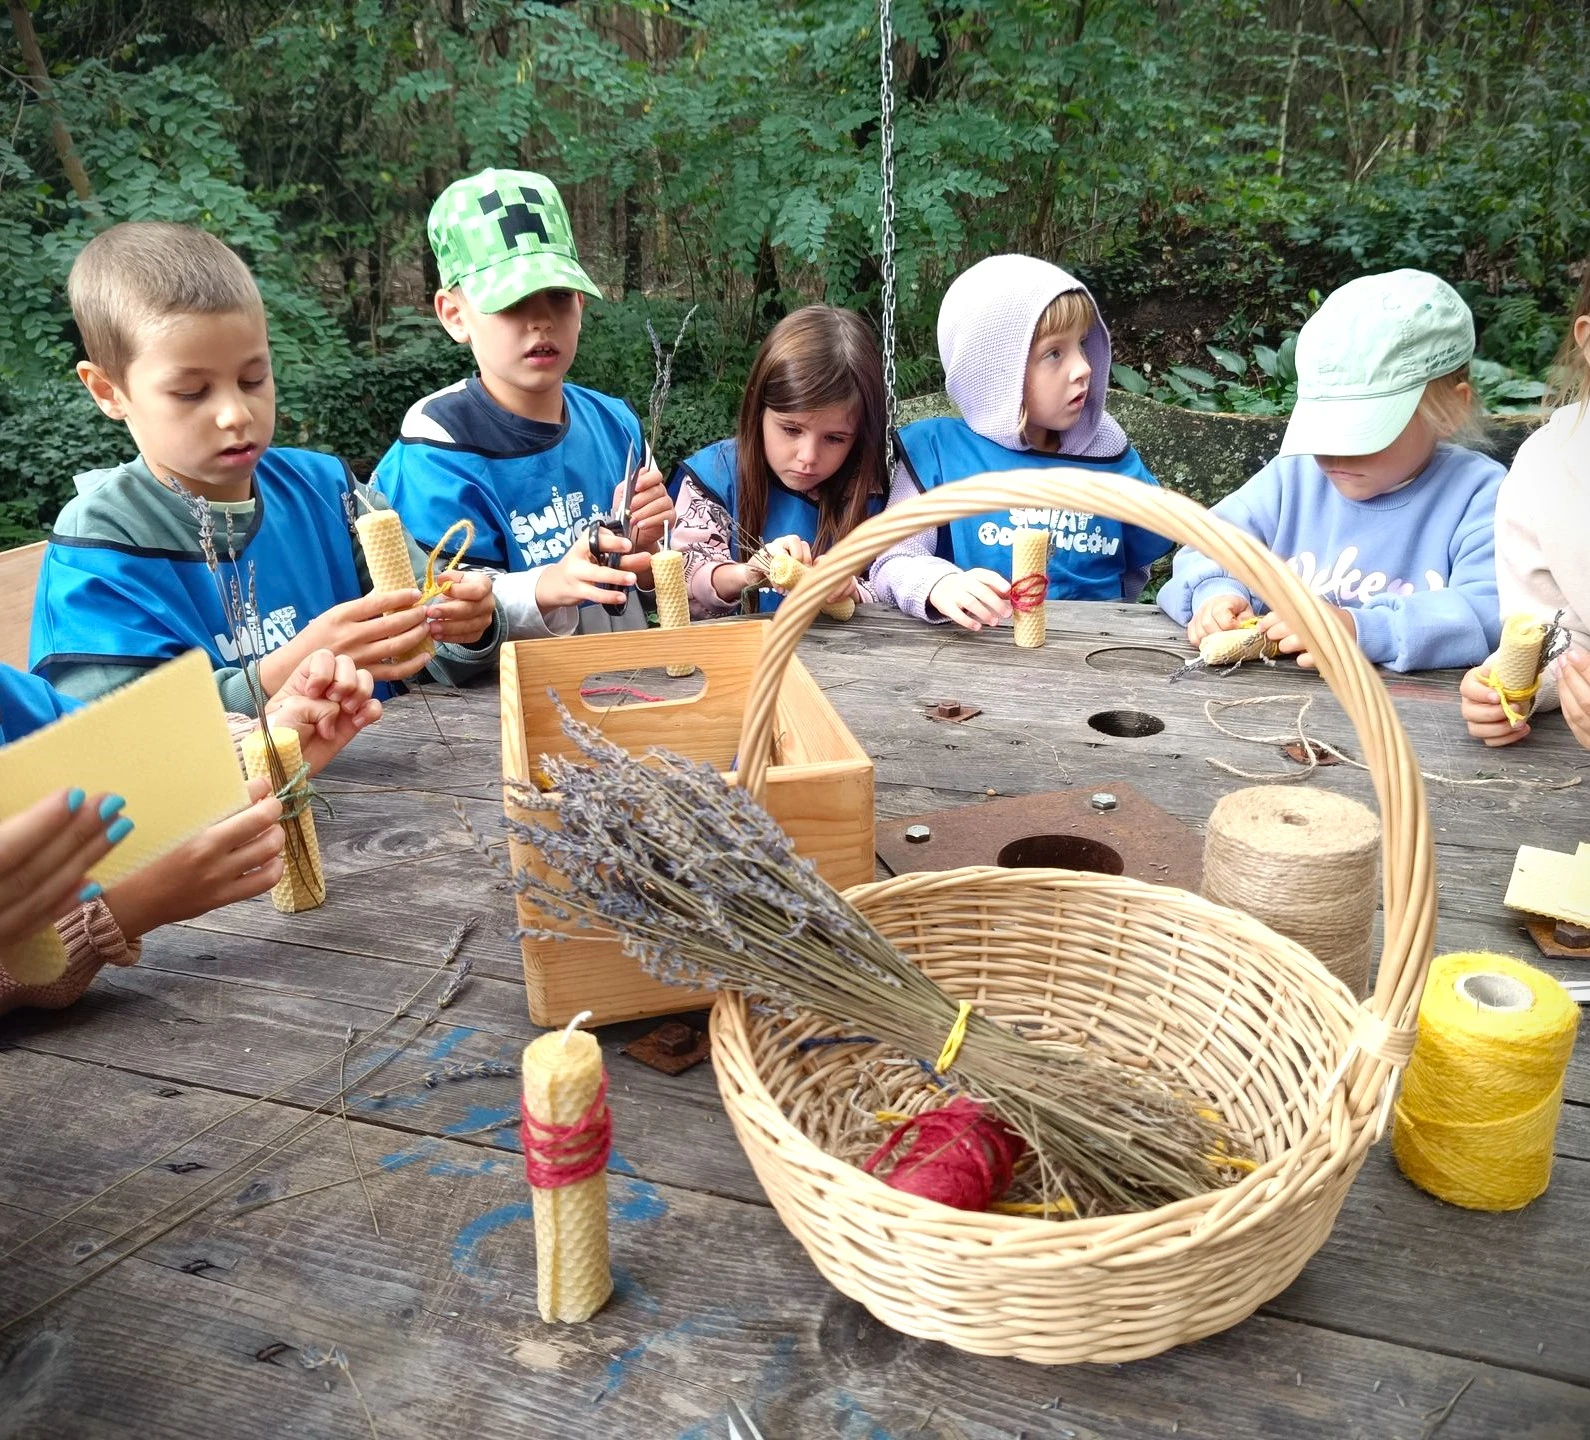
[996,834,1125,875]
[577,666,707,713]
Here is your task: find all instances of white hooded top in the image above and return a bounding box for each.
[937,254,1128,459]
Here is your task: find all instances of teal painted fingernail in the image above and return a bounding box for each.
[105,817,134,844]
[98,794,126,821]
[79,882,102,903]
[67,788,86,813]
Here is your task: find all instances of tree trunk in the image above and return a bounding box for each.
[1275,10,1305,181]
[1402,0,1424,152]
[623,186,644,297]
[8,0,101,214]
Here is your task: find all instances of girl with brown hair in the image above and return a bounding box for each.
[669,305,887,616]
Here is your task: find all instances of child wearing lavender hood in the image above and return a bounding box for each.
[868,255,1171,628]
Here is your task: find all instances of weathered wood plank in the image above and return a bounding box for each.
[2,1052,1586,1440]
[8,951,1589,1385]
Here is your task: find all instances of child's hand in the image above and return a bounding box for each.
[425,569,496,645]
[623,466,673,554]
[1558,649,1590,751]
[0,789,125,951]
[764,536,814,592]
[1187,594,1255,645]
[928,569,1013,631]
[535,528,638,610]
[1459,661,1531,747]
[104,777,286,940]
[265,650,382,775]
[1258,604,1356,671]
[273,591,432,688]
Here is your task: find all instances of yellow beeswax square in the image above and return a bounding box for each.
[1503,844,1590,927]
[0,650,250,985]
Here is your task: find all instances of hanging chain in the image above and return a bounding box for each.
[877,0,899,477]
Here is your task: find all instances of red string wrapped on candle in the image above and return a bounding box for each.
[1007,572,1049,612]
[862,1098,1027,1211]
[521,1076,613,1188]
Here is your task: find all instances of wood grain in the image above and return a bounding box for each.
[2,602,1587,1434]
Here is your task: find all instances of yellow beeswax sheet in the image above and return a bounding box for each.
[0,650,250,984]
[1503,843,1590,928]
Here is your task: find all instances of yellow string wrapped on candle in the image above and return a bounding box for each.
[1392,952,1579,1211]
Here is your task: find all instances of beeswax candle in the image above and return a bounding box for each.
[354,508,434,662]
[1487,614,1549,725]
[650,548,695,676]
[1011,530,1050,648]
[241,724,325,914]
[521,1024,613,1323]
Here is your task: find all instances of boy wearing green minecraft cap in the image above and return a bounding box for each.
[1158,269,1504,673]
[374,169,673,639]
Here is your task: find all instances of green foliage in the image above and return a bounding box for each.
[1113,336,1301,416]
[2,0,1585,538]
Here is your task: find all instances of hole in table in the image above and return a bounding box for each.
[1083,646,1186,677]
[1086,709,1166,738]
[996,834,1125,875]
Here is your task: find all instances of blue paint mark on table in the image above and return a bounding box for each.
[451,1200,535,1276]
[610,1175,667,1224]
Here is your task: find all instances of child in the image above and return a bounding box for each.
[868,255,1171,628]
[671,306,886,616]
[30,222,501,713]
[374,169,673,638]
[1461,265,1590,748]
[1160,270,1503,673]
[1,649,380,1016]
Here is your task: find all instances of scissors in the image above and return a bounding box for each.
[726,1398,765,1440]
[585,440,638,575]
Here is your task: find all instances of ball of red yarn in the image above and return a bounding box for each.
[862,1098,1027,1211]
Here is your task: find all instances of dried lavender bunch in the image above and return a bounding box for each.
[493,701,1240,1217]
[646,305,699,453]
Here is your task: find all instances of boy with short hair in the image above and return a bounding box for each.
[32,222,501,711]
[869,254,1171,628]
[374,169,672,637]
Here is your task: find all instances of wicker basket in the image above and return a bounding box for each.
[710,468,1432,1364]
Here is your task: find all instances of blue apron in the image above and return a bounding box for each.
[0,663,79,744]
[377,383,642,572]
[31,448,378,687]
[897,417,1172,600]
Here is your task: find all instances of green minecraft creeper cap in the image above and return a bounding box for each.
[428,169,602,313]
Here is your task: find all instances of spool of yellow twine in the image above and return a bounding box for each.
[1392,953,1580,1211]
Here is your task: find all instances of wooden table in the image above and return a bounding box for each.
[4,602,1587,1438]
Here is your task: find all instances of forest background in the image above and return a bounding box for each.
[1,0,1585,542]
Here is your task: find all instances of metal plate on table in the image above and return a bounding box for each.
[876,783,1202,892]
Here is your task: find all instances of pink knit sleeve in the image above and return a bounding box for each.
[0,900,141,1017]
[673,474,748,618]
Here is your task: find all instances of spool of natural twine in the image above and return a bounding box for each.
[1201,787,1381,997]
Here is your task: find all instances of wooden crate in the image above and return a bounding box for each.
[500,620,875,1027]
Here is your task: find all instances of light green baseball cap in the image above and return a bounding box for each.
[428,169,602,313]
[1279,269,1474,458]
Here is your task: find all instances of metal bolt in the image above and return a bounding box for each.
[1090,792,1118,812]
[652,1021,696,1056]
[904,824,932,844]
[934,700,965,720]
[1553,920,1590,950]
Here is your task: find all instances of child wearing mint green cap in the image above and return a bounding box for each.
[1159,269,1503,672]
[375,169,674,639]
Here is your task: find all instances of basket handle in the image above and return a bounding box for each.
[733,468,1435,1088]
